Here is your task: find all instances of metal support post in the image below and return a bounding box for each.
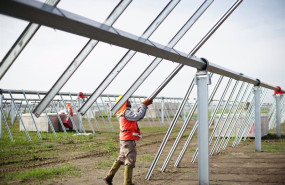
[161,97,164,125]
[0,105,13,141]
[107,95,120,124]
[79,97,95,134]
[195,69,211,185]
[100,96,114,131]
[162,74,219,172]
[69,94,86,133]
[243,89,267,140]
[51,100,67,136]
[9,92,31,141]
[281,96,285,123]
[254,86,261,151]
[11,101,15,125]
[0,94,2,139]
[152,99,162,125]
[189,78,232,163]
[276,94,281,137]
[89,105,101,132]
[37,93,57,138]
[23,91,42,140]
[95,101,109,132]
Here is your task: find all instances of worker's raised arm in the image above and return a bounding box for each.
[124,99,152,121]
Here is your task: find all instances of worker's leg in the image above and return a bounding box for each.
[124,165,134,185]
[123,141,137,185]
[104,160,123,185]
[104,140,125,185]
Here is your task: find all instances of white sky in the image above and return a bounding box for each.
[0,0,284,103]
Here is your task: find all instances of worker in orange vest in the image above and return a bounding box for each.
[104,96,152,185]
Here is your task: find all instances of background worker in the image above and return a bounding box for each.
[104,96,153,185]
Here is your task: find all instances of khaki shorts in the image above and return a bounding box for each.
[117,140,137,167]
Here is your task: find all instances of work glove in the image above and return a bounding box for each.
[141,99,153,106]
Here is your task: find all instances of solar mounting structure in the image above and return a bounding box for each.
[0,0,285,184]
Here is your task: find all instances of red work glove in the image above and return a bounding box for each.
[141,99,153,106]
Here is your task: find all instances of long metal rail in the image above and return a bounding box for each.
[0,1,280,119]
[78,0,181,115]
[111,0,214,114]
[0,0,60,80]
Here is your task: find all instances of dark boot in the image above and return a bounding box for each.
[103,161,122,185]
[124,165,134,185]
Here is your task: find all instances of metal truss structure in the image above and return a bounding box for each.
[0,0,285,184]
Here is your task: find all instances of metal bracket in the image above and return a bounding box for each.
[195,58,211,85]
[255,79,261,86]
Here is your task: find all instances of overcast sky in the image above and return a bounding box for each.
[0,0,284,103]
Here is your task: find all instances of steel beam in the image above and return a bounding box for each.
[1,0,278,95]
[79,0,181,115]
[145,77,195,180]
[30,0,132,117]
[0,0,60,80]
[111,0,214,113]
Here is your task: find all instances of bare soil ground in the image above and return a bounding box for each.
[1,120,285,185]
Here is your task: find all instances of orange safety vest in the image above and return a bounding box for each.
[120,116,141,141]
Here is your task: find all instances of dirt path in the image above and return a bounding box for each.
[1,121,285,185]
[49,128,285,185]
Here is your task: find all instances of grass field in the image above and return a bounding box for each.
[0,118,284,184]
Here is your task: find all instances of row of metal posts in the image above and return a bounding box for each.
[146,70,284,184]
[0,0,283,185]
[0,90,191,141]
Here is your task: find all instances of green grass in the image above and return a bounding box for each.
[94,161,113,169]
[188,147,196,153]
[4,163,80,182]
[99,138,118,156]
[138,155,154,162]
[261,143,285,153]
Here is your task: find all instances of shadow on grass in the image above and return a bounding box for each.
[262,133,285,140]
